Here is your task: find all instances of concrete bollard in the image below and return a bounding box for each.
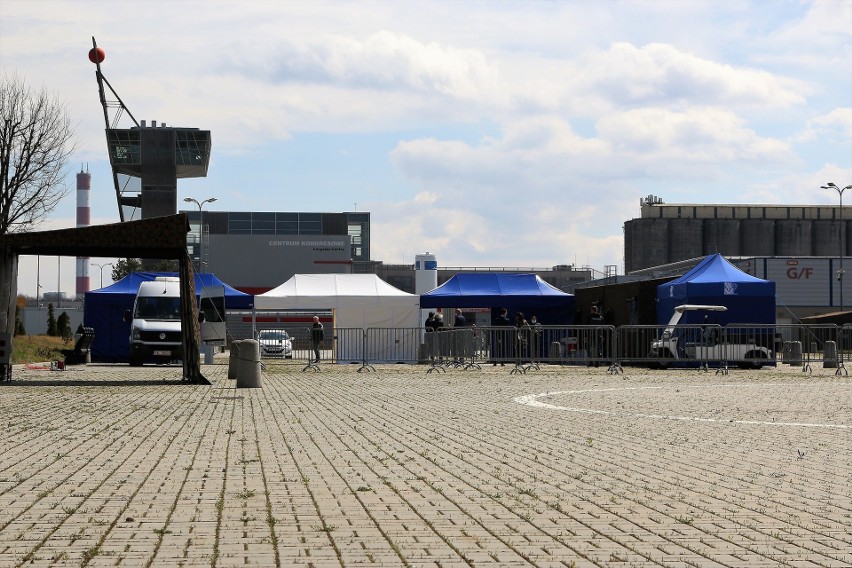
[236,339,261,388]
[823,341,838,368]
[228,341,240,380]
[786,341,802,366]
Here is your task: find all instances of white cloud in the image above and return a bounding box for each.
[795,107,852,143]
[570,43,807,111]
[597,107,794,163]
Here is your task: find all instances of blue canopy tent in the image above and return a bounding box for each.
[420,273,574,324]
[84,272,253,362]
[656,254,776,326]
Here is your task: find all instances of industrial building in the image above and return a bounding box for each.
[184,210,369,294]
[624,195,848,273]
[184,209,593,296]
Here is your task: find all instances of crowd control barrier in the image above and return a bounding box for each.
[220,322,850,375]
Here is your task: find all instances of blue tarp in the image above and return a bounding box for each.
[420,273,574,324]
[84,272,253,362]
[656,254,776,325]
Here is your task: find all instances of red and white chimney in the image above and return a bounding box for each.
[75,167,91,295]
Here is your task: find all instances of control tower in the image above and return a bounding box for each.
[90,38,211,221]
[106,121,211,218]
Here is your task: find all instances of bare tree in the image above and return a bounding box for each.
[0,73,75,235]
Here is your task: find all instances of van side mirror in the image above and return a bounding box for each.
[198,312,206,323]
[123,310,132,322]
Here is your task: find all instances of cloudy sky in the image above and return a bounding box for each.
[1,0,850,297]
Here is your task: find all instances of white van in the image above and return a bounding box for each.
[125,277,183,366]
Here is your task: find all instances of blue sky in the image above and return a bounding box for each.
[1,0,850,297]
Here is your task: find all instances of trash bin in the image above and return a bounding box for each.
[549,341,562,361]
[236,339,261,388]
[823,341,838,369]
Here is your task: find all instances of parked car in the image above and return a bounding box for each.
[257,329,293,358]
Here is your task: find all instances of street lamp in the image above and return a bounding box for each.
[91,262,113,289]
[821,183,852,313]
[184,197,217,272]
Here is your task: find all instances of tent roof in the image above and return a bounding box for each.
[420,273,573,309]
[666,254,769,286]
[89,272,254,309]
[255,274,417,310]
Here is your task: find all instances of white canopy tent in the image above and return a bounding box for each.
[255,274,420,328]
[254,274,420,362]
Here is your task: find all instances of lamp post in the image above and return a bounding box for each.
[184,197,217,272]
[821,183,851,313]
[91,262,113,289]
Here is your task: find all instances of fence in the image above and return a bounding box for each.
[227,319,850,374]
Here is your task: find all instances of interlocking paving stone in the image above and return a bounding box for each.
[0,361,849,566]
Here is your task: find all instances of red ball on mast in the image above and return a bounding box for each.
[88,47,105,64]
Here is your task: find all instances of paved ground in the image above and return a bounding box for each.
[0,360,849,567]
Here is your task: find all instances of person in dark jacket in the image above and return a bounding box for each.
[453,308,466,328]
[424,312,437,361]
[310,316,324,363]
[493,308,511,366]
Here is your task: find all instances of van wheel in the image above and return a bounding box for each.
[740,351,767,369]
[129,354,144,367]
[650,350,673,369]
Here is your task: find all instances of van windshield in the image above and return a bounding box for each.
[135,297,181,319]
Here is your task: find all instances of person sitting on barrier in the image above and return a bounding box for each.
[310,316,324,363]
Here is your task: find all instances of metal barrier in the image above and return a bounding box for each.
[223,321,850,374]
[423,328,481,372]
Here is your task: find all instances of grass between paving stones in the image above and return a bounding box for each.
[4,366,849,566]
[75,389,208,567]
[256,380,356,566]
[266,373,524,565]
[142,389,224,568]
[249,398,282,567]
[211,394,239,568]
[274,368,818,565]
[9,391,182,564]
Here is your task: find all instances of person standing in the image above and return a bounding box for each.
[424,312,436,361]
[589,305,604,367]
[452,308,467,362]
[453,308,466,327]
[514,311,530,362]
[529,314,542,360]
[493,308,511,366]
[310,316,324,363]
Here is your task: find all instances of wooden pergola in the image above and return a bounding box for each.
[0,214,208,384]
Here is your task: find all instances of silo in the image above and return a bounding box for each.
[415,253,438,295]
[75,168,91,296]
[668,219,703,263]
[775,220,813,256]
[624,218,668,272]
[812,219,840,257]
[740,220,775,256]
[703,219,741,256]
